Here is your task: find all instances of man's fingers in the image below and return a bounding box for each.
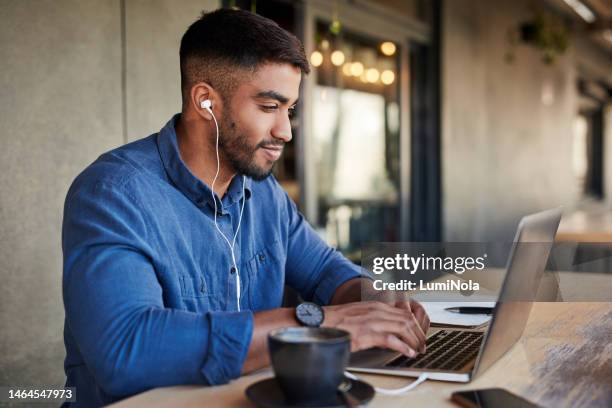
[397,299,431,334]
[390,307,426,350]
[366,319,425,354]
[330,301,429,354]
[358,332,416,357]
[410,300,431,334]
[394,300,412,310]
[415,312,429,352]
[352,305,427,350]
[340,301,417,321]
[412,305,428,329]
[406,315,427,353]
[359,302,427,351]
[383,334,416,357]
[419,311,431,333]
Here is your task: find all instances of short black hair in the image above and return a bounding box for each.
[179,8,310,106]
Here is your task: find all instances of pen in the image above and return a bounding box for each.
[445,306,493,315]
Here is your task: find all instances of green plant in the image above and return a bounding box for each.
[506,11,570,65]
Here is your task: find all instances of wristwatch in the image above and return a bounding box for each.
[295,302,325,327]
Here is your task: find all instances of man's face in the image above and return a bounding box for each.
[217,63,301,181]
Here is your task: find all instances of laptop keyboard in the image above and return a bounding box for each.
[386,330,484,371]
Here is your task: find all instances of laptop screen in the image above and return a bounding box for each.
[474,209,561,376]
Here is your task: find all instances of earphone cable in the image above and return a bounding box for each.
[209,107,246,311]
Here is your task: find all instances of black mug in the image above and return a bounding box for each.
[268,327,351,406]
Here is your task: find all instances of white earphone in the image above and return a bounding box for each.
[201,98,247,311]
[200,99,212,111]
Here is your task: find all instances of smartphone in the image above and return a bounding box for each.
[451,388,540,408]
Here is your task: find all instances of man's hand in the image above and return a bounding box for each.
[243,278,431,374]
[395,299,430,338]
[322,300,429,358]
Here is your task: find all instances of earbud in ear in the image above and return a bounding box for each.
[200,99,212,111]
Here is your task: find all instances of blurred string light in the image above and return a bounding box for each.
[366,68,379,83]
[310,50,323,67]
[309,30,397,86]
[331,50,345,66]
[342,62,352,76]
[380,41,396,56]
[381,70,395,85]
[350,61,364,76]
[310,0,397,85]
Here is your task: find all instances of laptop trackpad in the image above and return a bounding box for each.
[349,348,400,368]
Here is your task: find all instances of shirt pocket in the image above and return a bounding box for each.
[179,274,218,312]
[247,240,285,311]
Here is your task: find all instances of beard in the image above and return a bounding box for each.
[217,109,283,181]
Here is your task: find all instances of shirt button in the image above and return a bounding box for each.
[258,253,266,262]
[230,266,236,274]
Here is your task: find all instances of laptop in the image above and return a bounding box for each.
[348,208,562,382]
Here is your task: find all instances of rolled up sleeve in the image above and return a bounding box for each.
[62,180,253,398]
[200,311,253,384]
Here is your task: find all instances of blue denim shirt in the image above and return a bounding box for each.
[61,114,362,406]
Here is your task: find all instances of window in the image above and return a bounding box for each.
[308,22,403,261]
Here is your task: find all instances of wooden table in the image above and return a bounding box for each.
[556,210,612,243]
[110,299,611,408]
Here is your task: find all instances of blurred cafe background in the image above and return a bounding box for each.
[1,0,611,390]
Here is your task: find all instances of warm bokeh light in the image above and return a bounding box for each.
[310,51,323,67]
[381,70,395,85]
[380,41,396,56]
[331,50,345,66]
[321,39,330,50]
[366,68,380,83]
[342,62,352,76]
[350,61,364,76]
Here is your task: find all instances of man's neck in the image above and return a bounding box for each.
[175,113,235,198]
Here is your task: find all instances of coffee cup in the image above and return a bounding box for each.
[268,327,351,406]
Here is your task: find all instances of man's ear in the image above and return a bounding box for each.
[190,82,220,121]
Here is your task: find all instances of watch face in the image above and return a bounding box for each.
[296,302,324,327]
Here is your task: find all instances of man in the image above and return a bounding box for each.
[62,8,429,407]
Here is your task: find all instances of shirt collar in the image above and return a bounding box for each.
[156,114,252,211]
